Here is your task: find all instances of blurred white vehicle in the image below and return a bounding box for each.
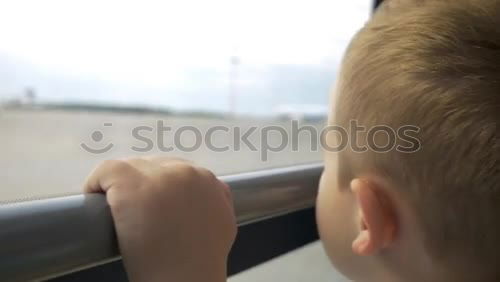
[273,104,328,122]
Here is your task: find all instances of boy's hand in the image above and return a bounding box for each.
[84,157,237,282]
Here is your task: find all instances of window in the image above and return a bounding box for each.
[0,0,370,203]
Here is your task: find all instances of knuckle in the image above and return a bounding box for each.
[101,159,134,174]
[126,157,147,164]
[175,163,199,178]
[158,163,199,186]
[198,167,217,181]
[169,157,193,164]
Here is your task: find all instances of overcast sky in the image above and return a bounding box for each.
[0,0,370,113]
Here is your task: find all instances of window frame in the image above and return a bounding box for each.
[0,163,322,281]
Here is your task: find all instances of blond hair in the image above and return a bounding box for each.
[336,0,499,278]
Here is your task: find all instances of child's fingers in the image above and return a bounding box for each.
[83,159,142,194]
[140,156,194,167]
[220,181,233,203]
[217,180,236,218]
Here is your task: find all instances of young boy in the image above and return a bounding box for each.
[84,0,500,281]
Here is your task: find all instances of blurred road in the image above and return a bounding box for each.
[0,109,323,202]
[230,242,348,282]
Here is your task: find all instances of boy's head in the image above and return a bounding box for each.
[316,0,499,281]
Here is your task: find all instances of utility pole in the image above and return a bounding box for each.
[25,87,36,105]
[229,55,240,116]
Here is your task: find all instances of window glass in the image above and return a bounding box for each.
[0,0,370,202]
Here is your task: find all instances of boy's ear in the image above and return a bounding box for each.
[350,178,397,256]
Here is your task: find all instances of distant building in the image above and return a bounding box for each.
[0,87,37,109]
[273,104,328,122]
[22,87,36,105]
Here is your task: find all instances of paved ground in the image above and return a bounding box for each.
[229,242,348,282]
[0,109,347,281]
[0,109,323,202]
